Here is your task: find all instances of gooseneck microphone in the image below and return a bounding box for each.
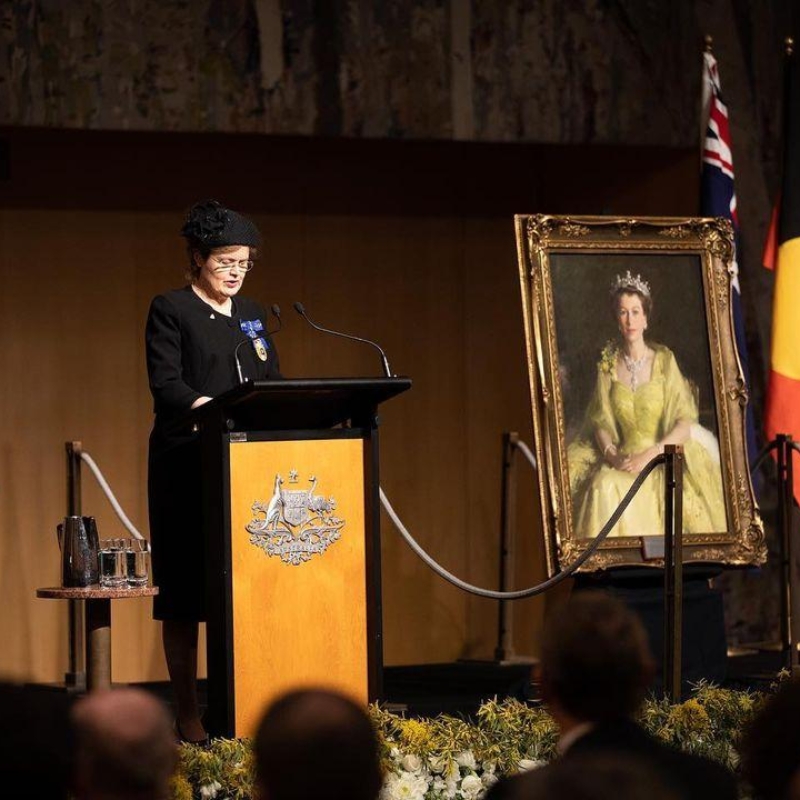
[268,304,282,335]
[293,301,393,377]
[233,337,250,384]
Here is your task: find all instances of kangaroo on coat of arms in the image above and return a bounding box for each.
[247,473,344,565]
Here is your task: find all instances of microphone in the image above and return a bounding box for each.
[233,337,251,384]
[293,302,393,377]
[268,304,282,336]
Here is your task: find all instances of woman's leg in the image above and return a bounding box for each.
[162,619,205,741]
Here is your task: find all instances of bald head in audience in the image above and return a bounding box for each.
[254,689,382,800]
[72,688,177,800]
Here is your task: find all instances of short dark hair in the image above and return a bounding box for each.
[611,286,653,319]
[540,591,654,722]
[254,689,382,800]
[740,677,800,800]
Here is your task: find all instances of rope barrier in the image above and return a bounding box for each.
[79,452,146,541]
[514,439,537,470]
[750,439,800,475]
[78,437,667,600]
[380,454,666,600]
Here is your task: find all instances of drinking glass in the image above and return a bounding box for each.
[126,539,150,587]
[99,539,127,588]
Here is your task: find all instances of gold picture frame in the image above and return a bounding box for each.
[514,214,765,574]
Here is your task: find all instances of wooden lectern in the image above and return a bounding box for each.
[192,378,410,739]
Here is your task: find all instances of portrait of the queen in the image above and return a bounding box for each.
[562,267,725,539]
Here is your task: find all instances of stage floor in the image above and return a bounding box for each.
[110,648,784,721]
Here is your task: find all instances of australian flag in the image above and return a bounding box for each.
[701,50,759,480]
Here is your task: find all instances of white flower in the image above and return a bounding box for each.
[433,776,458,799]
[390,747,402,760]
[429,754,446,774]
[460,773,483,799]
[481,760,497,775]
[383,770,430,800]
[455,750,477,771]
[199,781,222,799]
[444,759,461,782]
[401,753,423,772]
[518,758,546,772]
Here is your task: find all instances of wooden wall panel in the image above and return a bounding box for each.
[0,208,531,682]
[0,133,697,684]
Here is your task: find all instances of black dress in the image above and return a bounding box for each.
[145,286,280,620]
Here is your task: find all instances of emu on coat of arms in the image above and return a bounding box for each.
[246,473,345,565]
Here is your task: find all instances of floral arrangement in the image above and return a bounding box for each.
[180,200,229,244]
[172,683,761,800]
[599,341,619,375]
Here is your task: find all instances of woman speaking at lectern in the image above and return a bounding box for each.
[146,200,280,744]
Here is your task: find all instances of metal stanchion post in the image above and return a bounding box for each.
[777,434,795,671]
[663,444,684,703]
[65,441,86,692]
[495,432,519,662]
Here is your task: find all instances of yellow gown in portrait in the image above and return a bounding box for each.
[567,344,727,538]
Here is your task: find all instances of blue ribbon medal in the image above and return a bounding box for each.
[240,319,269,362]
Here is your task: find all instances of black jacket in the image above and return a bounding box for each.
[486,718,737,800]
[146,286,280,440]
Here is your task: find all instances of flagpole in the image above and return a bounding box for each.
[700,36,713,163]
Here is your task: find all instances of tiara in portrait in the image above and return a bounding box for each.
[610,270,651,297]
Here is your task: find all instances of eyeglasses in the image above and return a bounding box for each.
[211,258,254,273]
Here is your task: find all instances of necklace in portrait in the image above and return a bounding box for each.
[623,351,649,391]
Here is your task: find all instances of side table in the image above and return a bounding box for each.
[36,586,158,691]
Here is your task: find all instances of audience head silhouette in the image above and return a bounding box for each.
[254,688,382,800]
[741,676,800,800]
[541,591,655,726]
[0,682,75,799]
[72,688,177,800]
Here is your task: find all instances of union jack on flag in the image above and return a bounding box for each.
[701,50,759,472]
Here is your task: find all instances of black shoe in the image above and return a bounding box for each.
[175,720,211,748]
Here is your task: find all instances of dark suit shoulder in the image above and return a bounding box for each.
[150,287,265,320]
[569,721,737,800]
[235,295,267,318]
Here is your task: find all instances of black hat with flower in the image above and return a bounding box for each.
[180,200,261,248]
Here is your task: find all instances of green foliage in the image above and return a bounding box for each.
[172,684,761,799]
[638,682,757,770]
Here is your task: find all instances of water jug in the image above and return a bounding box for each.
[56,516,100,587]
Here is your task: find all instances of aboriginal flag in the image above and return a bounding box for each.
[764,40,800,501]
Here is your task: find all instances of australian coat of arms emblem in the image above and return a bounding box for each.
[246,472,345,565]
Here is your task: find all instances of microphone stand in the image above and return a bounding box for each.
[293,302,394,377]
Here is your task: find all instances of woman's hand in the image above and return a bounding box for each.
[604,445,630,471]
[622,446,660,474]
